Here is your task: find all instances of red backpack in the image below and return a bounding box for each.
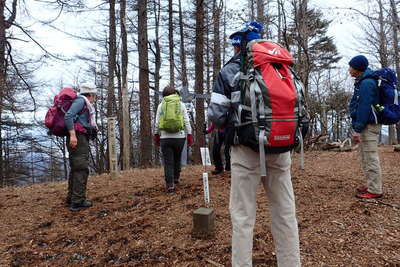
[236,40,309,175]
[45,88,78,136]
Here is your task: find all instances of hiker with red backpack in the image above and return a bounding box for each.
[208,21,302,267]
[154,86,193,193]
[349,55,387,199]
[64,84,98,211]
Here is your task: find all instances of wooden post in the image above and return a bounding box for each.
[121,86,130,170]
[193,207,215,234]
[107,117,118,178]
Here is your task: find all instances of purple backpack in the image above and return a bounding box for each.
[44,88,78,136]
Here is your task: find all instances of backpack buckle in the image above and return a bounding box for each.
[258,116,266,129]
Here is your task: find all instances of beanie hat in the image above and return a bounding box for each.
[349,55,369,72]
[229,21,263,46]
[80,84,97,95]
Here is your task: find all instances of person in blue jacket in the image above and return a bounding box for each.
[64,84,98,211]
[348,55,383,199]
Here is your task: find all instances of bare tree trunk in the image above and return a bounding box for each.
[293,0,310,97]
[248,0,255,20]
[378,0,389,68]
[107,0,117,173]
[0,0,17,186]
[377,0,394,143]
[212,0,222,82]
[107,0,117,117]
[138,0,152,167]
[193,0,205,164]
[120,0,130,169]
[0,1,5,186]
[178,0,188,89]
[168,0,175,88]
[222,1,227,64]
[152,0,161,165]
[205,6,211,95]
[256,0,267,37]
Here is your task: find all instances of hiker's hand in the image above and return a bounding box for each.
[154,134,160,147]
[69,135,78,148]
[187,134,193,147]
[352,132,361,144]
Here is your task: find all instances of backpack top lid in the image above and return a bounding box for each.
[163,93,180,103]
[370,68,398,88]
[248,40,293,67]
[55,87,77,106]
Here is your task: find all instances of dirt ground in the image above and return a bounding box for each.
[1,146,400,266]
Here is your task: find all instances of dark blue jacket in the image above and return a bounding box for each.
[349,68,379,133]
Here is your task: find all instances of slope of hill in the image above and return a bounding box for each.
[1,147,399,266]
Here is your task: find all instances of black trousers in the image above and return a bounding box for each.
[161,138,185,187]
[213,132,231,171]
[66,133,89,205]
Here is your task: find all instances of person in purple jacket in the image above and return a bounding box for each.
[64,84,98,211]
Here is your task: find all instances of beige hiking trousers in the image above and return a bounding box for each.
[230,145,301,267]
[359,124,382,194]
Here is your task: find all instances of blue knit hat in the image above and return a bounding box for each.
[229,21,263,46]
[349,55,369,72]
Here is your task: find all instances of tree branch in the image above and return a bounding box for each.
[5,0,17,29]
[12,22,68,61]
[6,41,37,113]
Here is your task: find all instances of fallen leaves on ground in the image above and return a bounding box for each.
[1,146,399,266]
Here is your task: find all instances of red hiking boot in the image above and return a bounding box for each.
[356,186,368,193]
[356,192,383,199]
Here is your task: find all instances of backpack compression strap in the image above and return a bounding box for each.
[248,73,268,177]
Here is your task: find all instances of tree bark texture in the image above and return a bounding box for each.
[168,0,175,89]
[138,0,152,167]
[120,0,131,169]
[107,0,117,117]
[152,0,161,165]
[193,0,205,164]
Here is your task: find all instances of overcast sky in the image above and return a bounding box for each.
[13,0,364,99]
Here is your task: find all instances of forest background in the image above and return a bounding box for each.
[1,0,400,186]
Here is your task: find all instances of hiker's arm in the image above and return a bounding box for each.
[208,67,236,128]
[154,103,162,135]
[64,98,85,131]
[68,130,78,148]
[353,79,377,133]
[65,98,85,148]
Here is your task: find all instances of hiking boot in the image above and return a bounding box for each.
[356,192,383,199]
[211,169,223,175]
[356,186,368,193]
[166,186,176,193]
[65,199,71,206]
[70,200,93,211]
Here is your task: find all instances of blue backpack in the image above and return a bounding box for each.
[368,68,400,125]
